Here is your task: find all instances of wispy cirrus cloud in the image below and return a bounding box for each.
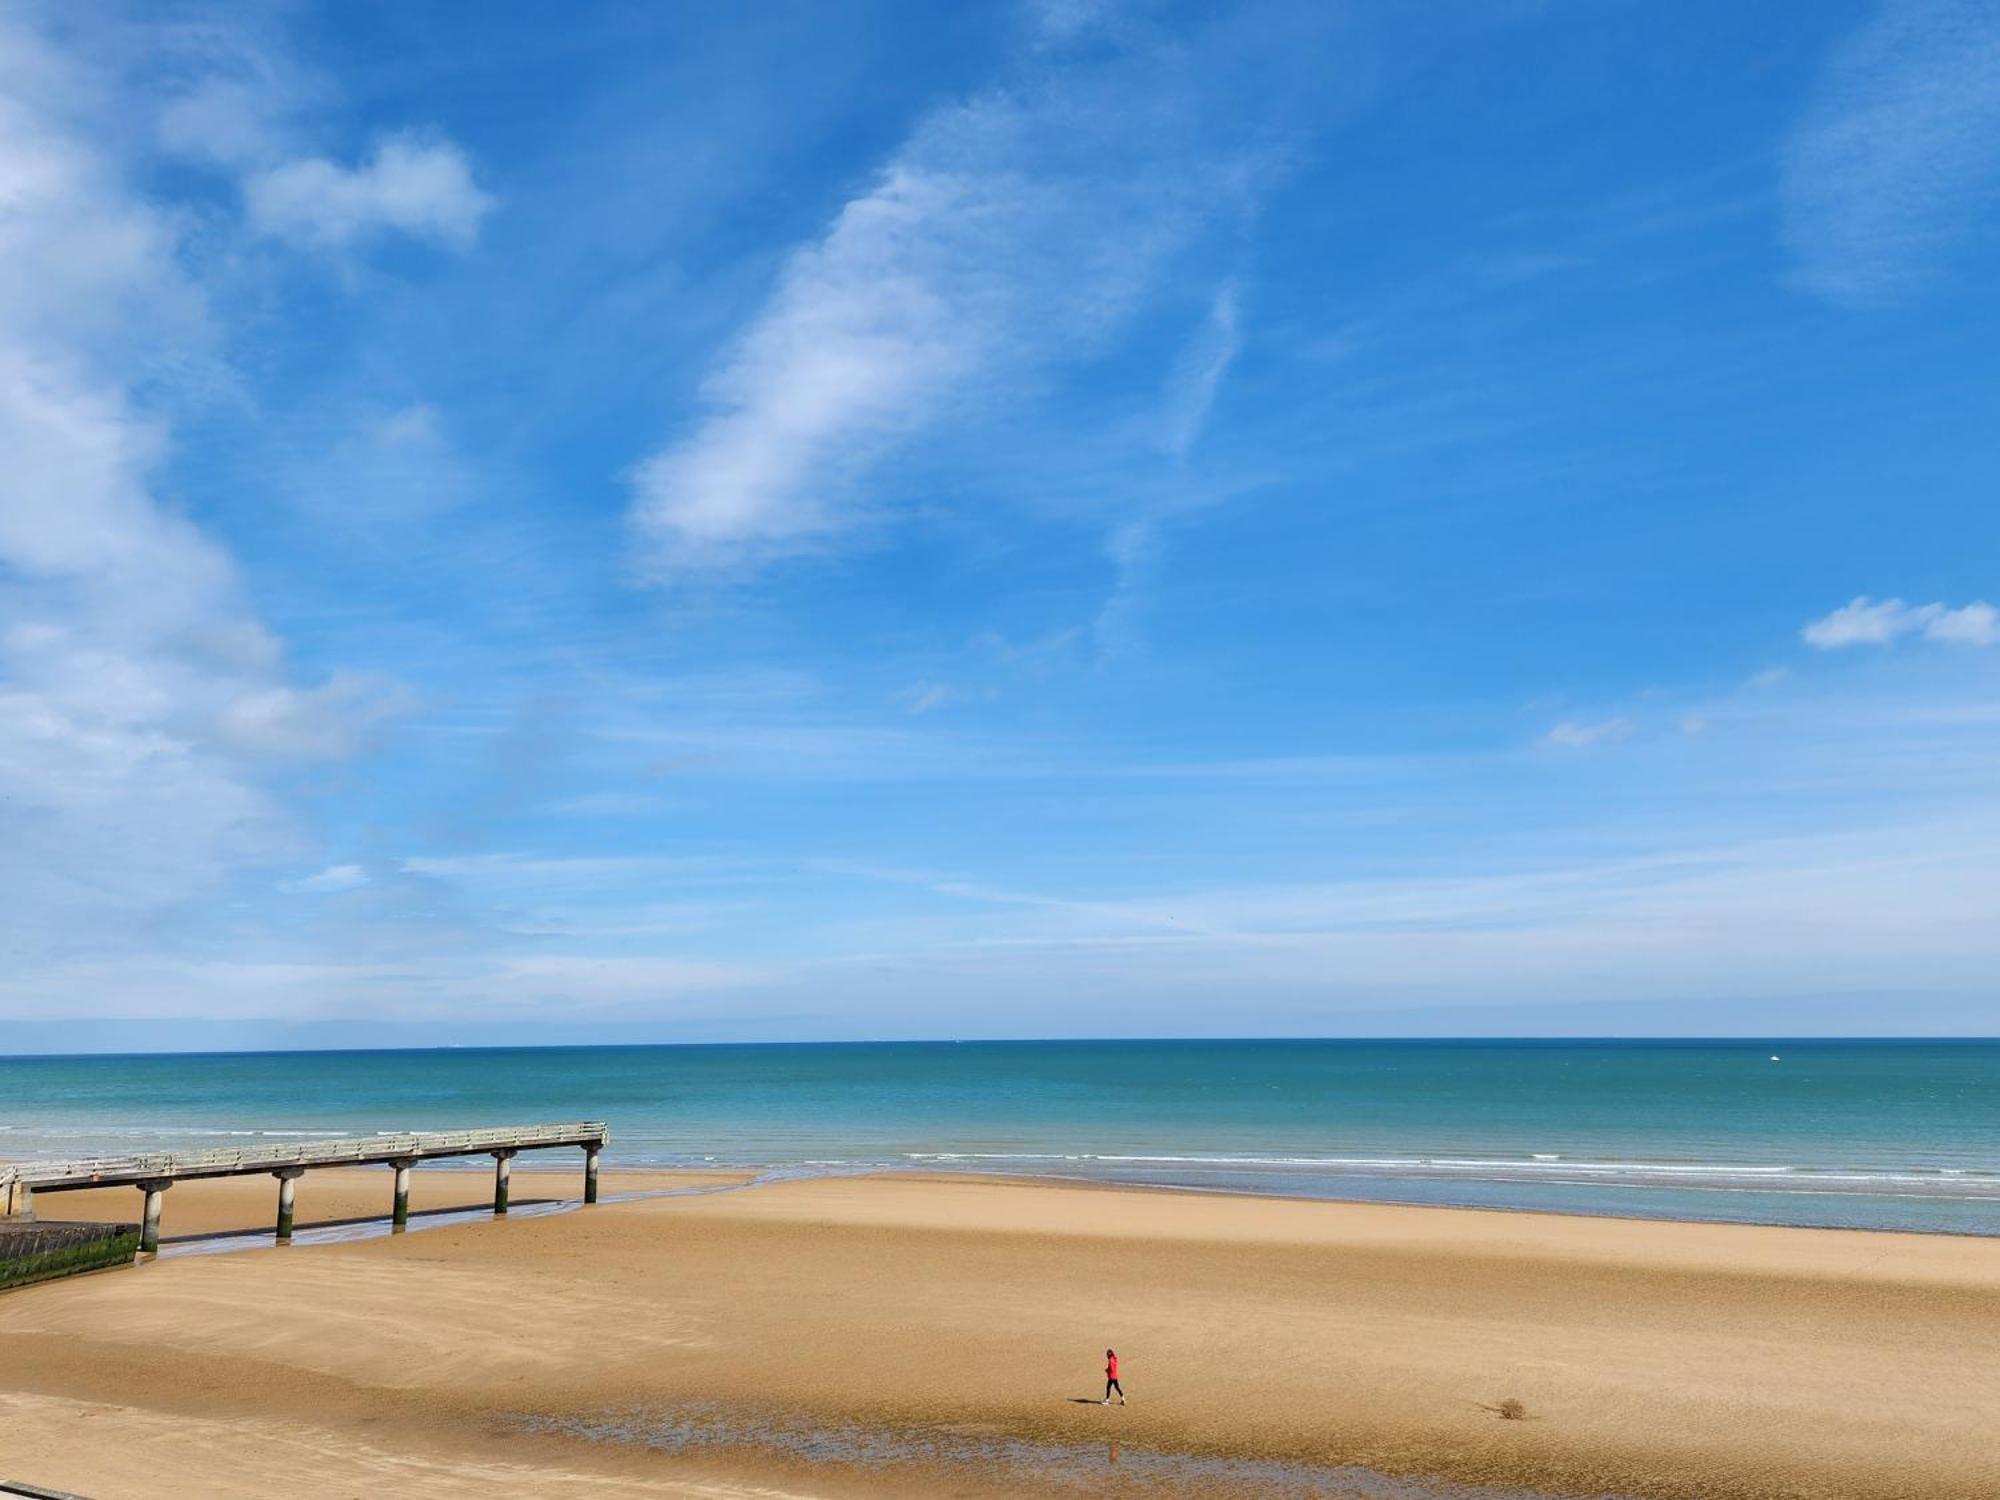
[0,951,772,1026]
[630,16,1316,581]
[898,681,962,716]
[1802,595,1999,648]
[1780,0,2000,306]
[808,815,2000,1025]
[285,402,476,534]
[1157,278,1244,459]
[1093,279,1253,655]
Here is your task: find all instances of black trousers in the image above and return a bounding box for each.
[1105,1378,1123,1398]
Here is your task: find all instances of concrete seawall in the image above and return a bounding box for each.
[0,1222,140,1291]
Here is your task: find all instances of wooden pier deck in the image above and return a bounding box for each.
[1,1122,608,1252]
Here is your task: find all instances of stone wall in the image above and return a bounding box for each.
[0,1222,141,1291]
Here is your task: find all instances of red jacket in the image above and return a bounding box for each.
[1106,1354,1120,1380]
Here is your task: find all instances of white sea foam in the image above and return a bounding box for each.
[897,1149,2000,1196]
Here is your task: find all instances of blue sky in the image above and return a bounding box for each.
[2,0,1997,1049]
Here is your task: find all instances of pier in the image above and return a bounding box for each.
[0,1122,608,1253]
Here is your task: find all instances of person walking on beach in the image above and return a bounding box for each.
[1102,1348,1126,1405]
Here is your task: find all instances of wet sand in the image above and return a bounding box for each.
[3,1168,1998,1498]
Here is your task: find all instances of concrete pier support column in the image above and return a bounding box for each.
[492,1150,516,1215]
[583,1145,601,1205]
[138,1179,171,1255]
[3,1177,31,1220]
[391,1159,415,1231]
[274,1167,306,1242]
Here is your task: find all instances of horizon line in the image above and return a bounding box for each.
[4,1034,1997,1063]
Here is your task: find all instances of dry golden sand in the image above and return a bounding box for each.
[3,1167,1998,1499]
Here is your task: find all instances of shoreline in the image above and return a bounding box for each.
[4,1168,1998,1498]
[14,1155,1999,1242]
[7,1038,1993,1240]
[913,1165,2000,1240]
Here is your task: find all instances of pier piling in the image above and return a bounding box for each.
[391,1159,414,1230]
[273,1168,305,1241]
[583,1144,601,1204]
[138,1180,170,1255]
[492,1150,516,1215]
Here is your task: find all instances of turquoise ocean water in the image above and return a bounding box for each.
[3,1040,1996,1235]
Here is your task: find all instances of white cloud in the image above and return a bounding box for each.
[1781,0,2000,306]
[247,132,493,250]
[1923,600,2000,645]
[1803,596,1920,646]
[213,672,412,760]
[281,864,369,895]
[1030,0,1121,47]
[1540,717,1636,749]
[146,9,309,171]
[145,30,491,258]
[0,27,210,376]
[631,32,1280,580]
[1802,595,1999,648]
[158,73,295,170]
[0,9,407,970]
[899,682,959,715]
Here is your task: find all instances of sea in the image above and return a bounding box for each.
[3,1039,1996,1235]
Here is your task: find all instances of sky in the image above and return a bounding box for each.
[1,0,1997,1051]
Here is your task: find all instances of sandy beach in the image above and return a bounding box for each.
[3,1168,1997,1499]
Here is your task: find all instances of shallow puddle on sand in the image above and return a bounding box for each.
[521,1403,1609,1500]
